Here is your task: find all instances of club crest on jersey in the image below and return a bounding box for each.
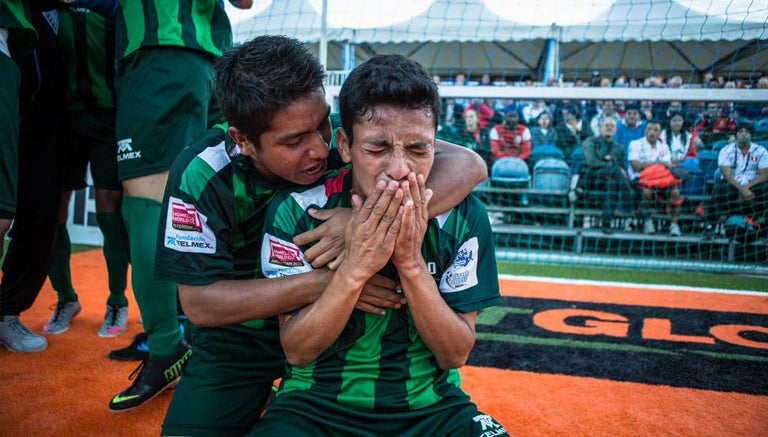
[439,237,479,293]
[163,196,216,254]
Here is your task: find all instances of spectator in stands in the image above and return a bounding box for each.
[530,112,558,149]
[450,108,491,168]
[692,102,736,148]
[614,73,629,87]
[556,105,592,160]
[660,112,698,164]
[589,101,621,138]
[640,100,655,122]
[589,70,602,87]
[522,99,548,125]
[614,104,646,156]
[749,76,768,118]
[480,73,492,86]
[663,101,694,126]
[667,75,683,88]
[580,118,630,233]
[704,122,768,238]
[454,73,467,86]
[465,99,495,130]
[490,109,532,162]
[628,120,682,236]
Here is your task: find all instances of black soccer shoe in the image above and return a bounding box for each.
[108,332,149,361]
[109,339,192,412]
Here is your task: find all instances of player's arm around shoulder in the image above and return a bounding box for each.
[429,138,487,217]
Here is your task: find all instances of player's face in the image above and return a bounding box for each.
[247,90,331,185]
[337,104,435,199]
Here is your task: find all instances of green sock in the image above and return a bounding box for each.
[122,195,182,357]
[97,211,129,307]
[48,224,78,303]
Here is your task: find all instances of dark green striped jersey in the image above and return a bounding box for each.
[261,169,501,411]
[0,0,37,58]
[58,7,115,110]
[155,120,343,331]
[155,124,288,331]
[116,0,232,61]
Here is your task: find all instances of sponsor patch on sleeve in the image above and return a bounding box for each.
[439,237,479,293]
[163,196,216,254]
[260,233,313,278]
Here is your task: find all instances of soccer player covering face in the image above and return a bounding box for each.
[253,54,508,436]
[158,36,489,435]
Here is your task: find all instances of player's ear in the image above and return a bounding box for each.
[336,127,352,164]
[228,126,256,155]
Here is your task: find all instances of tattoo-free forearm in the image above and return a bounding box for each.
[178,269,333,327]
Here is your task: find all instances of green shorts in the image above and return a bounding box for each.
[115,47,221,181]
[62,108,121,191]
[0,53,20,218]
[162,322,285,437]
[252,390,509,436]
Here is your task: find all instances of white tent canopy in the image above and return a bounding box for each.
[230,0,768,82]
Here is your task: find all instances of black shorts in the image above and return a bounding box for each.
[115,47,220,181]
[61,108,121,191]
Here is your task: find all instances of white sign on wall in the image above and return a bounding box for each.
[66,167,104,247]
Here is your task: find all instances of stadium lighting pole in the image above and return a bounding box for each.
[319,0,328,70]
[543,24,561,85]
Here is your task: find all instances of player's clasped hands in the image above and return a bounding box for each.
[393,173,433,272]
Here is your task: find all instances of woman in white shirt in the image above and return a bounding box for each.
[660,112,698,164]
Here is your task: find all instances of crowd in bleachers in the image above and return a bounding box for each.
[437,87,768,239]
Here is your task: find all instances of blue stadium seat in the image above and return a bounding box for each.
[490,157,531,206]
[570,146,584,175]
[491,157,531,187]
[529,144,565,166]
[531,158,570,207]
[697,150,719,185]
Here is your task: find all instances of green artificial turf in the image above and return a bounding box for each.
[497,260,768,292]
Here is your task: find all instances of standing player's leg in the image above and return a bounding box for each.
[109,48,214,411]
[81,108,131,337]
[43,190,82,335]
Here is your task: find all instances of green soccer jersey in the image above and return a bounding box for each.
[58,7,115,110]
[116,0,232,61]
[0,0,37,58]
[155,124,290,330]
[261,169,501,411]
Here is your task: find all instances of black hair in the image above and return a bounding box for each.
[736,121,755,134]
[666,111,689,131]
[338,54,440,146]
[215,35,326,147]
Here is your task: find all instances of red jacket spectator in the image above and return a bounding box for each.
[465,99,495,129]
[489,111,532,160]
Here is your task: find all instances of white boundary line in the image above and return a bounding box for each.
[498,274,768,296]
